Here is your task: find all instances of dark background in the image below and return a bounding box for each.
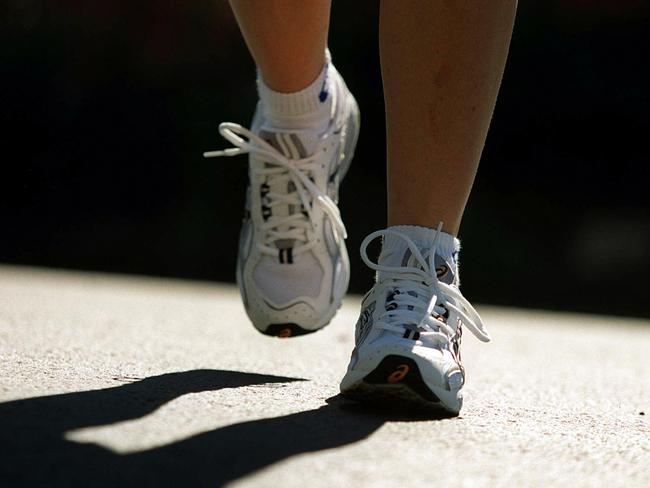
[1,1,648,316]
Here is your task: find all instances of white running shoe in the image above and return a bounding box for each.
[205,69,359,337]
[340,225,490,414]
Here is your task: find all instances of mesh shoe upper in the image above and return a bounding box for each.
[356,226,490,349]
[205,67,359,333]
[340,226,490,412]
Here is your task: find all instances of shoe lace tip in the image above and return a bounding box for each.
[203,148,240,158]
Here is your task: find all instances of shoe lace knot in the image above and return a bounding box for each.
[360,225,490,346]
[204,122,346,255]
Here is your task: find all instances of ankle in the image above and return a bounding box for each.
[257,50,335,133]
[378,225,461,285]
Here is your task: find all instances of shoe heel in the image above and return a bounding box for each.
[337,98,360,184]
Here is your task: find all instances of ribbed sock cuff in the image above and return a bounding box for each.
[381,225,460,263]
[257,50,332,119]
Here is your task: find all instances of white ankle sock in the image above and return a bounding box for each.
[379,225,461,283]
[256,50,335,134]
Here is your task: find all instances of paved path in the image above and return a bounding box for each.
[1,265,649,487]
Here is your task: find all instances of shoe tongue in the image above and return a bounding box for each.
[257,128,320,250]
[378,236,456,285]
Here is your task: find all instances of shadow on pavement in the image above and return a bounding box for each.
[0,369,450,487]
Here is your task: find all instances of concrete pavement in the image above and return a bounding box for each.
[0,265,649,487]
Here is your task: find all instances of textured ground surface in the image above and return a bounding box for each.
[1,265,649,487]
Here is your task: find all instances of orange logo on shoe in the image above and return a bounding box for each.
[278,328,292,338]
[436,265,449,280]
[387,364,410,383]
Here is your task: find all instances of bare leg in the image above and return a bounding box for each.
[381,0,517,235]
[229,0,331,92]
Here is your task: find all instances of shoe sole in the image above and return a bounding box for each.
[340,355,459,416]
[262,323,314,338]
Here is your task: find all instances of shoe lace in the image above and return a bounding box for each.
[204,122,346,255]
[360,224,491,346]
